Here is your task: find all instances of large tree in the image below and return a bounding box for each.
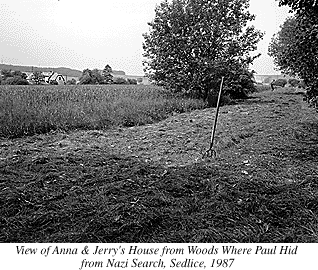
[143,0,263,100]
[268,17,299,76]
[270,0,318,93]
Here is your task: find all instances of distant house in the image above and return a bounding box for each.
[25,72,38,84]
[26,71,66,85]
[47,72,66,85]
[139,76,150,85]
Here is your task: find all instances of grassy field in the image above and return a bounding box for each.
[0,84,206,138]
[0,86,318,242]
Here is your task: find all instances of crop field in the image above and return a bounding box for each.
[0,84,206,138]
[0,85,318,242]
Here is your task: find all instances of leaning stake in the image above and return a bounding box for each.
[203,76,224,158]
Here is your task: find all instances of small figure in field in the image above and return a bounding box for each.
[270,80,276,91]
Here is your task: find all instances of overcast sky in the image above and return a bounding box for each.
[0,0,291,75]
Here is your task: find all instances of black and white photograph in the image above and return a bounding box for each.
[0,0,317,268]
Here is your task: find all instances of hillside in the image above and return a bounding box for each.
[0,64,82,77]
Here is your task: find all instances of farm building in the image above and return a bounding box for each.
[139,76,150,85]
[47,72,66,85]
[25,71,66,85]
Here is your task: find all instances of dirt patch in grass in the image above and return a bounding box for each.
[1,87,318,242]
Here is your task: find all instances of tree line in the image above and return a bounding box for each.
[79,65,139,85]
[0,65,140,86]
[269,0,318,97]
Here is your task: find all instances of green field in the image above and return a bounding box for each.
[0,85,206,138]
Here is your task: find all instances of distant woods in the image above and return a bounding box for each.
[79,65,138,85]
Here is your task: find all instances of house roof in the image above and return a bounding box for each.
[49,72,65,81]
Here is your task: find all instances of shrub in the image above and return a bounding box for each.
[113,77,128,84]
[1,70,28,85]
[228,70,256,99]
[288,78,300,87]
[50,80,58,85]
[67,79,77,85]
[1,69,13,80]
[79,73,93,85]
[271,78,287,87]
[4,76,29,85]
[127,78,137,85]
[30,71,45,85]
[206,93,233,108]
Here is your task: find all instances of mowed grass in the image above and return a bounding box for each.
[0,84,206,138]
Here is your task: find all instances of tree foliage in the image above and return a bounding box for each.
[113,77,128,84]
[270,1,318,94]
[102,64,114,84]
[79,65,114,85]
[5,76,29,85]
[288,78,300,87]
[31,71,45,85]
[143,0,263,100]
[79,68,103,85]
[268,17,299,75]
[1,69,29,85]
[67,78,77,85]
[127,78,137,85]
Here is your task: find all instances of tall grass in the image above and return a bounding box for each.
[0,85,206,138]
